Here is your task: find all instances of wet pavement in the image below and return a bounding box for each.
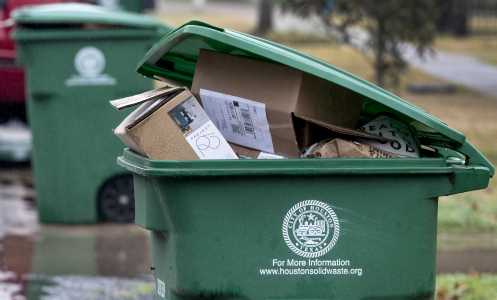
[1,164,497,299]
[0,165,155,300]
[0,223,155,300]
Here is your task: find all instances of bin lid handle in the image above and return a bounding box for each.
[457,140,494,177]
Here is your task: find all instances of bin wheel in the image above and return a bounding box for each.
[98,175,135,222]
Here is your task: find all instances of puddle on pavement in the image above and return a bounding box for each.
[0,224,153,300]
[1,224,153,278]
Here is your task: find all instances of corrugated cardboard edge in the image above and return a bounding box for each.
[113,105,149,157]
[110,86,184,111]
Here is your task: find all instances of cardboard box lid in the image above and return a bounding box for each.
[131,20,493,175]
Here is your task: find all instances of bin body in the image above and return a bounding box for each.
[12,4,173,223]
[96,0,143,13]
[119,20,493,299]
[118,150,490,300]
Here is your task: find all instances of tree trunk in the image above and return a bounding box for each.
[255,0,273,36]
[375,21,386,88]
[452,0,468,36]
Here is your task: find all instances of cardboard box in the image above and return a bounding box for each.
[191,50,365,158]
[111,87,237,160]
[230,115,393,159]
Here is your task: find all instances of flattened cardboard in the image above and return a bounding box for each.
[191,49,365,158]
[110,86,183,111]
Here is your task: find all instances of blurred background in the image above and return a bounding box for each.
[1,0,497,299]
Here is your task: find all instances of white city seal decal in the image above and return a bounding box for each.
[65,46,116,86]
[74,46,106,78]
[282,200,339,258]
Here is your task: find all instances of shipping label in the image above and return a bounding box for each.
[257,152,286,159]
[199,89,274,154]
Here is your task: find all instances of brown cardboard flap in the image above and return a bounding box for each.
[295,73,364,128]
[294,114,392,142]
[154,75,183,88]
[191,50,302,112]
[110,86,184,111]
[229,142,261,159]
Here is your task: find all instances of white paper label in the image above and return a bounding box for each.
[157,278,165,298]
[257,152,286,159]
[169,96,237,160]
[357,115,420,157]
[199,89,274,154]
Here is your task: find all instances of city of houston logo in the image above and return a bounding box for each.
[282,200,340,258]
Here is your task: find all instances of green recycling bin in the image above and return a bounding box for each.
[11,3,173,224]
[95,0,146,14]
[117,21,494,299]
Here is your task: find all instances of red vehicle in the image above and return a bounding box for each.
[0,0,91,122]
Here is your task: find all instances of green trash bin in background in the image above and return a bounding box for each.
[95,0,146,14]
[11,3,173,224]
[117,21,494,299]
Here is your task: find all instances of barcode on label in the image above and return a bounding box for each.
[241,108,254,134]
[231,124,243,134]
[228,102,236,120]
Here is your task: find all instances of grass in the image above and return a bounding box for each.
[438,193,497,234]
[435,35,497,66]
[435,273,497,300]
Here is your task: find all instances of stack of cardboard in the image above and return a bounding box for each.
[111,50,419,160]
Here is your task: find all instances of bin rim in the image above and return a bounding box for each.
[133,20,494,176]
[117,148,490,178]
[11,28,161,41]
[11,3,172,30]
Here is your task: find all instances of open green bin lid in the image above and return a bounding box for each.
[11,3,173,39]
[135,20,494,177]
